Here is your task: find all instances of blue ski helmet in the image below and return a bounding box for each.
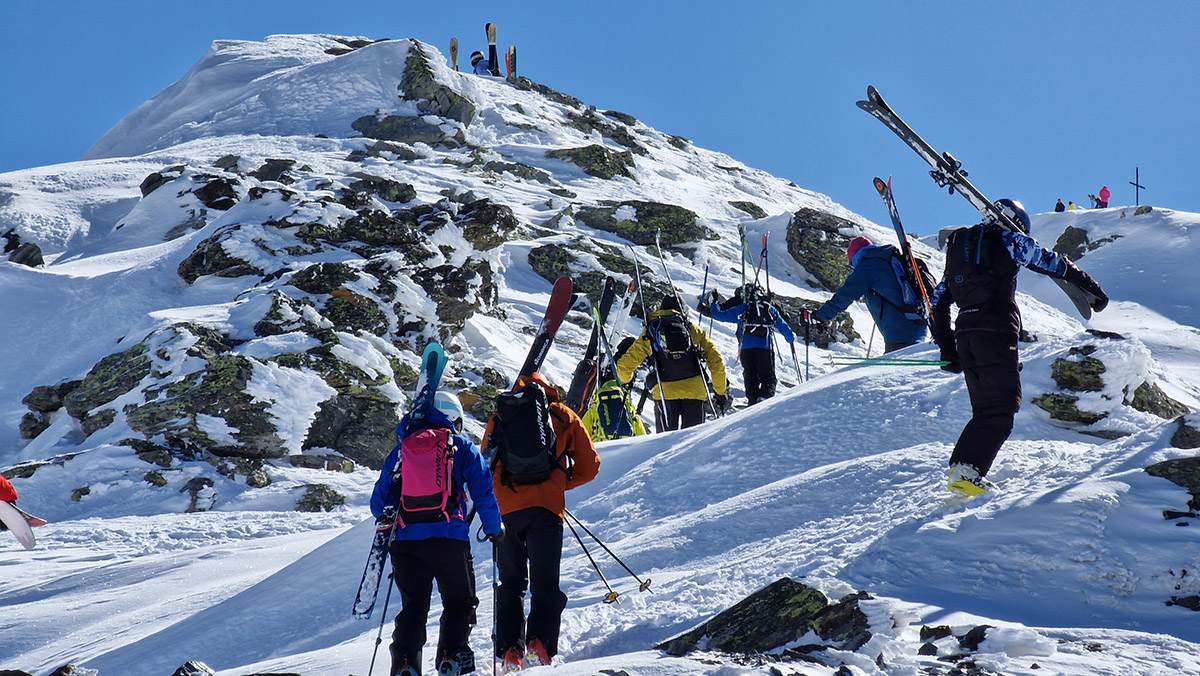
[994,198,1031,234]
[434,391,465,430]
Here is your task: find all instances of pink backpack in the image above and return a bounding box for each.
[397,427,459,526]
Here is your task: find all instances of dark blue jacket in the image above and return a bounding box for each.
[813,244,928,344]
[370,408,503,541]
[708,301,795,351]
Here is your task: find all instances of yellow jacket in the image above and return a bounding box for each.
[616,310,727,401]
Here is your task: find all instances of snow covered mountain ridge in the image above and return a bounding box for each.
[2,33,1200,676]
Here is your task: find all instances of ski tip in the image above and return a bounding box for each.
[873,176,887,190]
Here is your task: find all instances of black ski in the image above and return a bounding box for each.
[353,341,447,619]
[485,23,501,77]
[857,85,1099,319]
[565,277,619,413]
[874,176,935,329]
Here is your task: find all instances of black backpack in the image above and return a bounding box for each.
[945,225,1018,309]
[647,313,703,383]
[741,294,776,338]
[488,383,566,488]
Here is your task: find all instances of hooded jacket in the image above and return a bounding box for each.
[615,309,728,401]
[370,407,503,541]
[482,373,600,519]
[813,244,928,345]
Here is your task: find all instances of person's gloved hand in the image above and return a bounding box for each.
[487,523,506,543]
[712,392,731,412]
[935,333,962,374]
[696,300,711,318]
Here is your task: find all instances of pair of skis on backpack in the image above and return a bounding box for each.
[353,277,574,620]
[449,23,516,77]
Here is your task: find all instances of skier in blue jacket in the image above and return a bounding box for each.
[470,51,493,76]
[810,236,928,353]
[371,392,504,676]
[700,283,795,406]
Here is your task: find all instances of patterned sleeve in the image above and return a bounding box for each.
[1000,230,1068,277]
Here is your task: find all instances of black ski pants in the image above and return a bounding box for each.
[662,398,705,430]
[388,537,477,675]
[739,347,777,405]
[949,330,1022,476]
[495,507,568,658]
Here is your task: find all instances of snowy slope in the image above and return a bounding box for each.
[2,34,1199,676]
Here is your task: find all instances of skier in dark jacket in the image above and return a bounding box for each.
[810,236,928,353]
[370,392,505,676]
[699,283,795,406]
[931,199,1108,498]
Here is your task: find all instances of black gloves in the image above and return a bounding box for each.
[697,289,719,318]
[1063,263,1109,312]
[935,333,962,374]
[487,523,506,543]
[713,392,731,412]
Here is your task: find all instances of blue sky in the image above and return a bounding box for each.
[2,1,1195,235]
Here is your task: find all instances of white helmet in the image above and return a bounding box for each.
[434,391,465,430]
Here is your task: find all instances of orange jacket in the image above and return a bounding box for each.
[482,373,600,519]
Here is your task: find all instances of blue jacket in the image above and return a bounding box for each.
[370,408,503,541]
[473,59,493,75]
[813,244,928,345]
[709,301,795,351]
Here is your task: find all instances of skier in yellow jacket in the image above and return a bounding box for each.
[616,295,728,430]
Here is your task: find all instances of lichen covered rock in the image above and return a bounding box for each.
[658,577,871,656]
[786,207,857,292]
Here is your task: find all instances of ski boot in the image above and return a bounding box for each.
[500,647,524,673]
[436,648,475,676]
[525,638,551,667]
[947,463,993,499]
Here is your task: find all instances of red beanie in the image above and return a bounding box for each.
[847,236,873,265]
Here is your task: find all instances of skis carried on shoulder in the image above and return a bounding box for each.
[353,341,447,620]
[856,85,1099,319]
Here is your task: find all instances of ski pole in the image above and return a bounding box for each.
[367,570,395,676]
[789,339,803,384]
[564,509,653,593]
[803,313,811,381]
[565,517,619,604]
[492,541,499,676]
[866,324,876,358]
